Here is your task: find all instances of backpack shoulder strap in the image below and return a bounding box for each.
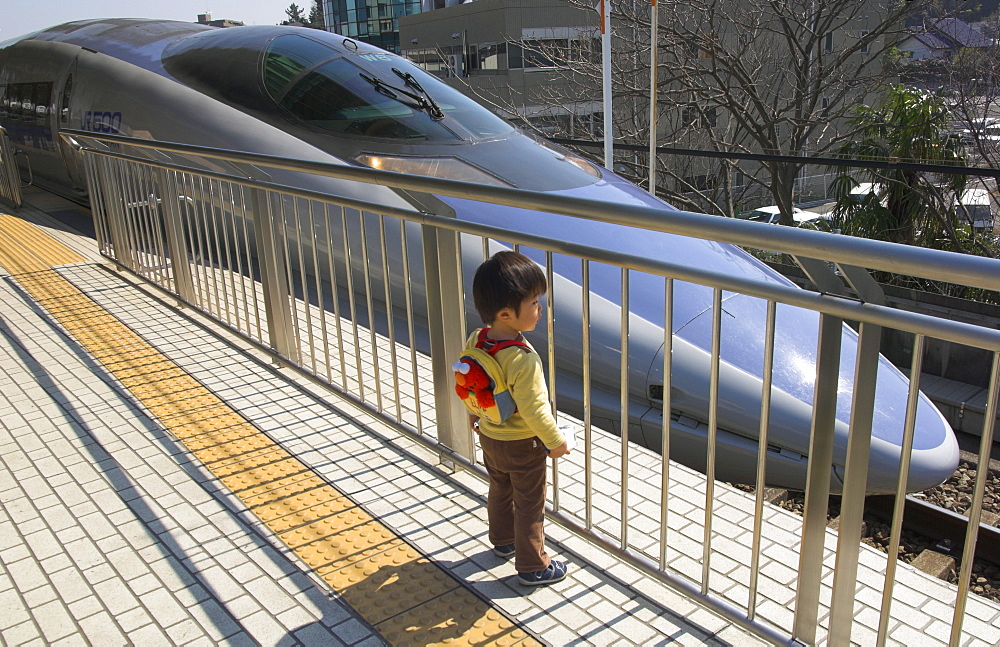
[476,327,529,356]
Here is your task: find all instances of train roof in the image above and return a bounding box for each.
[5,19,393,82]
[3,19,212,76]
[21,18,210,44]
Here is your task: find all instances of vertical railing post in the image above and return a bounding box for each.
[950,351,1000,646]
[829,320,882,644]
[702,287,723,594]
[0,127,23,207]
[153,168,195,304]
[422,224,473,463]
[249,188,298,363]
[102,159,136,271]
[794,312,843,644]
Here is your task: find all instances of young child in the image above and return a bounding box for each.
[468,250,570,586]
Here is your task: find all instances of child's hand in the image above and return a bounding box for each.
[547,441,569,458]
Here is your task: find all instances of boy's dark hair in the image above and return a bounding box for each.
[472,251,547,325]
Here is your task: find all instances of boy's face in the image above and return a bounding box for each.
[499,292,544,333]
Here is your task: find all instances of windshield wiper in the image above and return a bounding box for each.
[359,72,445,121]
[392,67,445,121]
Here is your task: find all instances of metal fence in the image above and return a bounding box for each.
[0,127,23,208]
[63,130,1000,647]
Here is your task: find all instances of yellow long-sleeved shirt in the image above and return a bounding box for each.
[465,329,565,450]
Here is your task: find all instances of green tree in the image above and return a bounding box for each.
[282,1,324,29]
[308,0,325,29]
[496,0,937,222]
[282,3,307,26]
[829,85,971,252]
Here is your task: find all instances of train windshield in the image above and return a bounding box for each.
[263,35,513,141]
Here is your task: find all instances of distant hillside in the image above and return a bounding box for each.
[945,0,999,21]
[906,0,1000,25]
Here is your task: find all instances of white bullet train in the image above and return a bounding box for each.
[0,19,960,493]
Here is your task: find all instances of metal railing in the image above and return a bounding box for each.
[0,126,23,208]
[64,130,1000,646]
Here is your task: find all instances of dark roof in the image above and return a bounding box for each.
[909,30,955,52]
[932,17,990,48]
[908,17,991,52]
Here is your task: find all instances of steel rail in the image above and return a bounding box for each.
[866,494,1000,566]
[61,130,1000,294]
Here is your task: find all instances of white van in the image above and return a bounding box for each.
[954,188,994,232]
[848,182,885,204]
[742,205,829,226]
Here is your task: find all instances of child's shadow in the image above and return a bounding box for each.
[451,549,562,600]
[337,549,533,643]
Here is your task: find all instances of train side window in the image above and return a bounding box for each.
[32,82,53,122]
[8,85,20,121]
[18,85,34,121]
[0,85,6,120]
[61,75,72,123]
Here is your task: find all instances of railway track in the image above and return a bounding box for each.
[866,494,1000,565]
[755,439,1000,602]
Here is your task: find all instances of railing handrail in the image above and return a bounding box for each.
[61,129,1000,295]
[60,130,1000,353]
[549,136,1000,179]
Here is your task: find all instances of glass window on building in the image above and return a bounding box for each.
[521,39,567,69]
[507,43,523,69]
[682,104,717,129]
[477,42,507,70]
[404,46,461,78]
[327,0,421,53]
[506,38,592,70]
[570,37,600,64]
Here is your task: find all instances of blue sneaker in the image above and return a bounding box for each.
[518,560,568,586]
[493,543,516,558]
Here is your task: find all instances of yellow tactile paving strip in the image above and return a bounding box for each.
[0,213,86,271]
[0,212,539,646]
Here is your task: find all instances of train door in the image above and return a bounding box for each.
[1,71,60,191]
[3,81,56,185]
[54,58,87,195]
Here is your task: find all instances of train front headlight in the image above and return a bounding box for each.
[534,140,602,179]
[355,154,511,186]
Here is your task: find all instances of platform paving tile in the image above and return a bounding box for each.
[968,595,1000,624]
[22,582,59,612]
[77,612,127,644]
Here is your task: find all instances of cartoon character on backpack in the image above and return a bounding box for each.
[454,359,497,412]
[453,328,527,424]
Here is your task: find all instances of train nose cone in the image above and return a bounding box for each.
[854,391,959,494]
[654,295,959,495]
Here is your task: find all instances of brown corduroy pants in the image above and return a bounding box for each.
[478,434,550,573]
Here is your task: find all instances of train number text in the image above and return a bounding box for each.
[83,111,122,133]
